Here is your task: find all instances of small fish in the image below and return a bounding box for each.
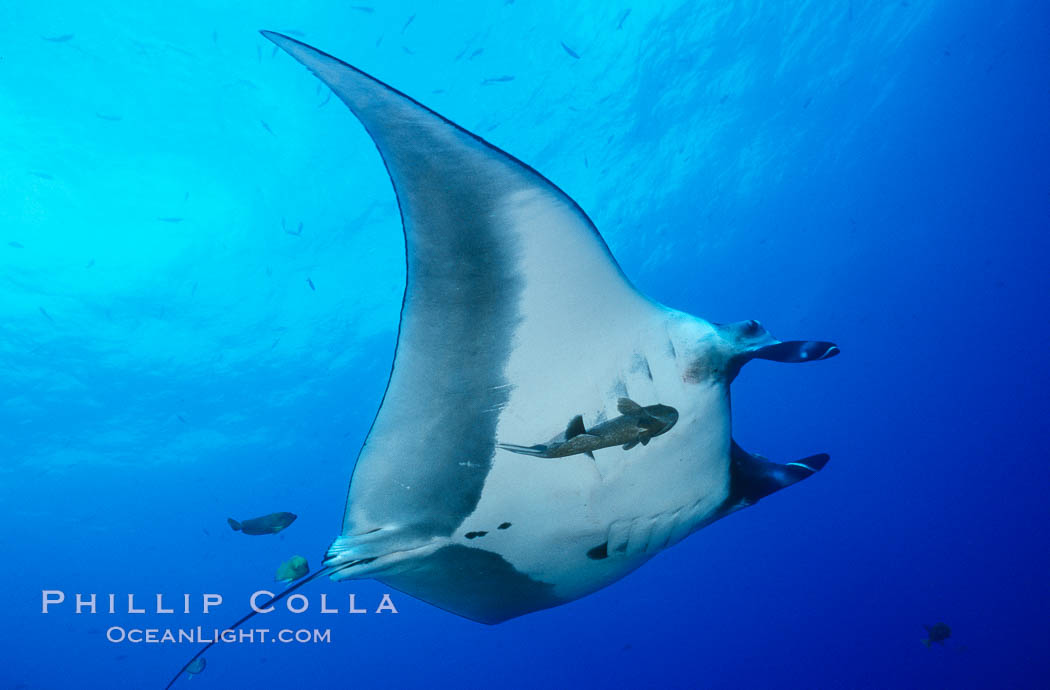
[85,259,95,268]
[42,34,74,43]
[616,9,632,29]
[260,120,274,135]
[468,48,484,60]
[402,14,415,32]
[271,45,278,58]
[176,415,188,424]
[350,4,374,13]
[182,191,189,202]
[211,30,218,43]
[38,307,54,323]
[499,398,679,460]
[228,512,297,535]
[922,622,951,647]
[274,555,310,583]
[283,29,306,38]
[95,112,122,121]
[482,75,515,85]
[30,171,54,180]
[402,46,416,56]
[561,42,580,59]
[8,241,24,249]
[157,217,183,223]
[307,277,316,291]
[185,657,206,675]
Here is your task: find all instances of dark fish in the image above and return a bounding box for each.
[42,34,74,42]
[8,241,24,249]
[227,512,297,535]
[482,75,515,85]
[157,217,183,223]
[307,277,316,291]
[469,48,484,60]
[260,120,274,135]
[350,5,374,13]
[561,42,580,59]
[923,622,951,647]
[185,657,206,675]
[402,14,415,32]
[95,112,122,121]
[38,307,54,322]
[30,171,54,180]
[499,398,679,459]
[177,415,188,424]
[616,9,631,29]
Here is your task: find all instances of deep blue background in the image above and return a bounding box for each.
[2,1,1048,688]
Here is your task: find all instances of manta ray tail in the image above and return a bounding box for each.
[497,442,550,457]
[161,560,367,689]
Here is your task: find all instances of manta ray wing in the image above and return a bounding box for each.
[263,33,658,590]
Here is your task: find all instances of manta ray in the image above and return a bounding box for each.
[166,31,838,687]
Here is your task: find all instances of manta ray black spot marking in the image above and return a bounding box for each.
[586,542,609,560]
[465,531,488,539]
[498,522,511,530]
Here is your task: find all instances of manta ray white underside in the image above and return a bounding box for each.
[166,29,839,689]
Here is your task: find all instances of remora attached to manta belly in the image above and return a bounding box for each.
[498,397,680,459]
[166,29,840,687]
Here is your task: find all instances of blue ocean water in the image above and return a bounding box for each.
[3,0,1048,688]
